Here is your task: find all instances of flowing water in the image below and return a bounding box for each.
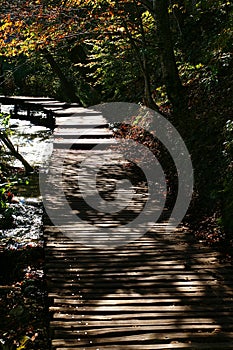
[0,104,53,249]
[1,104,53,167]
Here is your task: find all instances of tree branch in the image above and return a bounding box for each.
[0,131,33,174]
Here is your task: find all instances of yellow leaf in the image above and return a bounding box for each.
[17,335,30,350]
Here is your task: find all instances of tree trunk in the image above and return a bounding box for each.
[142,52,159,111]
[141,0,187,118]
[153,0,186,114]
[43,49,82,104]
[0,131,33,174]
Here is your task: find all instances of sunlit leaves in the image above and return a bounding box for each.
[0,0,157,63]
[0,0,81,56]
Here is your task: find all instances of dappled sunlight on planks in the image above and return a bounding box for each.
[11,95,227,349]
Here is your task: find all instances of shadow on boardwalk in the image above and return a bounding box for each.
[45,230,233,349]
[44,153,233,349]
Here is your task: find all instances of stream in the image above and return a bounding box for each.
[0,104,52,250]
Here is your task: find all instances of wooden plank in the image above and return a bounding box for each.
[44,251,220,259]
[55,115,108,127]
[51,311,233,320]
[52,326,233,337]
[0,95,56,102]
[50,319,227,327]
[48,292,233,299]
[54,128,113,137]
[52,297,233,305]
[27,100,66,107]
[54,344,233,350]
[52,341,232,350]
[45,272,222,280]
[48,288,233,297]
[44,242,212,250]
[55,108,99,115]
[53,137,114,143]
[49,305,233,313]
[45,262,227,271]
[51,330,233,345]
[51,327,233,336]
[53,138,117,146]
[47,278,233,288]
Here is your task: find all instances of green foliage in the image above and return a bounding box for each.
[85,39,142,102]
[0,112,11,133]
[12,55,62,98]
[0,186,8,212]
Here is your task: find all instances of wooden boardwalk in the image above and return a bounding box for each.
[1,96,233,349]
